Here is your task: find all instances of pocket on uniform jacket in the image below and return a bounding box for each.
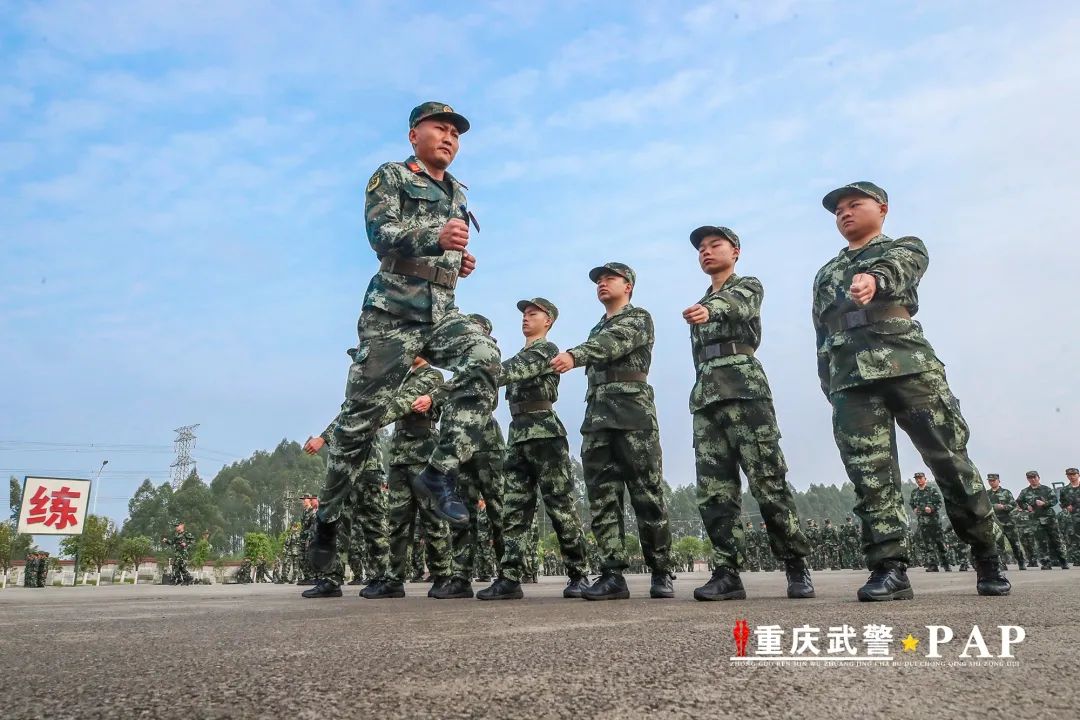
[404,181,445,203]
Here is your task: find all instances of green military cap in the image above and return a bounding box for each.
[409,101,470,134]
[1025,470,1039,478]
[1066,467,1079,474]
[467,313,493,335]
[588,262,636,287]
[987,473,1000,480]
[516,297,559,321]
[821,181,888,213]
[689,225,740,250]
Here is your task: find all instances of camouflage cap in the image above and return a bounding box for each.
[821,181,888,213]
[467,313,493,335]
[1066,467,1079,474]
[588,262,636,287]
[409,101,470,134]
[913,472,926,478]
[1025,470,1039,478]
[689,225,740,250]
[987,473,1000,480]
[516,297,559,321]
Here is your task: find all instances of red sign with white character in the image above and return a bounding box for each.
[17,476,92,535]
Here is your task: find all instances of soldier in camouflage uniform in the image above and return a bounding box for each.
[1060,467,1080,564]
[279,521,302,583]
[162,522,194,586]
[987,473,1026,570]
[374,357,454,598]
[822,519,841,570]
[682,227,813,600]
[813,182,1008,600]
[1016,470,1068,569]
[807,521,825,571]
[301,424,389,599]
[1015,507,1039,568]
[23,552,42,588]
[478,298,591,601]
[307,102,502,577]
[910,473,950,572]
[551,262,674,600]
[409,516,428,581]
[758,521,778,572]
[297,496,317,584]
[841,516,860,569]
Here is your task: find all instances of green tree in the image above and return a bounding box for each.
[191,536,212,569]
[9,476,21,523]
[117,535,153,577]
[170,470,224,549]
[60,514,118,578]
[120,479,173,545]
[0,522,13,576]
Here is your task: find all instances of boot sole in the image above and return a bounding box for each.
[301,590,343,599]
[477,591,524,601]
[693,589,746,601]
[787,590,816,599]
[650,590,675,599]
[582,591,630,601]
[857,587,914,602]
[361,591,406,599]
[432,593,474,599]
[976,586,1011,596]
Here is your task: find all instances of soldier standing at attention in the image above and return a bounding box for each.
[162,521,194,586]
[910,472,950,572]
[306,102,501,575]
[1016,470,1068,570]
[478,298,592,600]
[812,181,1008,600]
[551,262,674,600]
[987,473,1026,570]
[680,225,813,601]
[1060,467,1080,565]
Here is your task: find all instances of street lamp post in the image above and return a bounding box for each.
[90,460,109,516]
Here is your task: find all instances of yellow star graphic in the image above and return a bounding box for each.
[901,634,919,652]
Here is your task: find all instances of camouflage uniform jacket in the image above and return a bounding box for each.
[812,234,943,396]
[363,154,469,324]
[163,529,195,558]
[567,304,657,433]
[1016,485,1058,521]
[690,274,772,413]
[1059,484,1080,515]
[988,486,1019,522]
[384,365,445,467]
[910,485,943,524]
[501,338,567,444]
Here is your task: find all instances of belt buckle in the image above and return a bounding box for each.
[843,309,868,330]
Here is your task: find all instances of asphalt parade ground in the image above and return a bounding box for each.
[1,569,1076,719]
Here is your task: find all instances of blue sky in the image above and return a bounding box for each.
[3,1,1080,540]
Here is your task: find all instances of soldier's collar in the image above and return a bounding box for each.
[705,272,739,296]
[403,155,466,190]
[838,232,890,258]
[601,303,635,322]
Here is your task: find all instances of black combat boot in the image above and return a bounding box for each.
[784,558,816,599]
[974,558,1011,596]
[360,578,405,599]
[346,578,364,586]
[477,577,523,601]
[301,578,342,599]
[925,564,939,572]
[411,467,469,527]
[942,562,951,572]
[430,575,473,599]
[857,561,914,602]
[1060,560,1070,570]
[427,576,448,598]
[563,575,592,598]
[305,520,339,574]
[1026,559,1038,568]
[581,571,630,600]
[693,567,746,601]
[650,571,675,598]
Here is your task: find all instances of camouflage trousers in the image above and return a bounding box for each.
[386,463,451,583]
[1031,516,1065,565]
[318,307,500,525]
[172,556,192,585]
[409,518,428,579]
[500,437,588,582]
[914,521,948,567]
[322,469,388,586]
[994,517,1026,566]
[1063,512,1080,564]
[452,450,504,580]
[830,369,1000,567]
[581,429,672,573]
[692,399,809,570]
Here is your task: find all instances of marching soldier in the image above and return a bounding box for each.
[987,473,1026,570]
[1016,470,1068,569]
[910,473,950,572]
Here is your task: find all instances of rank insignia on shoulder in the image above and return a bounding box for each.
[406,161,421,173]
[366,174,382,192]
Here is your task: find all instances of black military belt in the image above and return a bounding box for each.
[510,400,553,416]
[395,418,436,433]
[696,342,755,364]
[826,305,910,334]
[380,257,457,289]
[589,370,648,386]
